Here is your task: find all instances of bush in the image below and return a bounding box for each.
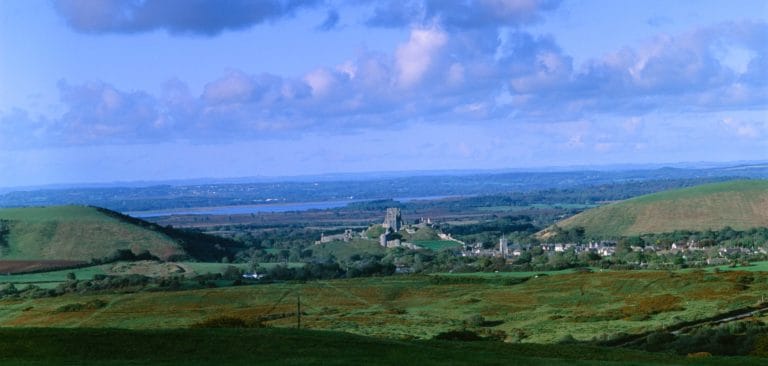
[433,330,483,341]
[190,316,265,329]
[645,331,675,352]
[56,299,107,313]
[191,316,246,328]
[557,334,577,344]
[465,314,485,327]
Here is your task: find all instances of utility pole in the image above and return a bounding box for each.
[297,295,301,329]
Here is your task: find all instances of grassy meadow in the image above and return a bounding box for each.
[1,269,767,344]
[413,240,462,250]
[0,261,306,289]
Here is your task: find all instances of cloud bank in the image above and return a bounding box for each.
[54,0,321,35]
[6,2,765,151]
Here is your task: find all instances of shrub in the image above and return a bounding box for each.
[191,316,266,329]
[465,314,486,327]
[557,334,577,344]
[433,330,483,341]
[56,299,107,313]
[752,334,768,356]
[687,352,712,358]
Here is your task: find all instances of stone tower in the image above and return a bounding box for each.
[382,208,403,232]
[499,236,509,256]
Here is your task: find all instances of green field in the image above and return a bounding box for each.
[414,240,462,250]
[435,268,588,277]
[1,327,761,366]
[311,239,386,261]
[477,203,598,212]
[2,269,767,345]
[0,261,307,289]
[554,180,768,238]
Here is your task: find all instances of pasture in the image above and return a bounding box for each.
[1,269,766,344]
[413,240,462,250]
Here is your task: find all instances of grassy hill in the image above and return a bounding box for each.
[0,205,245,263]
[550,180,768,238]
[0,206,186,262]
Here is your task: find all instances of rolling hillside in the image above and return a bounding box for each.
[0,206,187,261]
[549,180,768,238]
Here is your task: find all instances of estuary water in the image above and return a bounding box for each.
[125,195,455,218]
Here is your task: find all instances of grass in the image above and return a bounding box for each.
[556,180,768,238]
[311,239,386,261]
[2,270,767,345]
[0,261,305,289]
[0,206,185,261]
[414,240,461,250]
[0,265,108,289]
[696,261,768,273]
[434,268,583,277]
[0,327,763,366]
[477,203,598,212]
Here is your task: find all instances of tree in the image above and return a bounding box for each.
[412,254,424,273]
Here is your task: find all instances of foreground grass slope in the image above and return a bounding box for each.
[0,327,762,366]
[553,180,768,238]
[0,206,185,261]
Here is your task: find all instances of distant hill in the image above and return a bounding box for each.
[0,206,241,262]
[546,180,768,239]
[2,164,767,212]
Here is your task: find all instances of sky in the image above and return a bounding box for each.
[0,0,767,187]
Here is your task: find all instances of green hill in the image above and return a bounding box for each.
[549,180,768,238]
[0,206,187,261]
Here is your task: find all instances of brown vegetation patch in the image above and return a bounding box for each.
[620,294,684,320]
[0,260,87,274]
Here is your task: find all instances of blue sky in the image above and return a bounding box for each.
[1,0,766,187]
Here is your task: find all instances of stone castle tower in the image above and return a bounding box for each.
[382,207,403,232]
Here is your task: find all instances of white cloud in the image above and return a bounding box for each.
[722,117,760,138]
[202,71,256,104]
[395,26,448,87]
[304,68,335,96]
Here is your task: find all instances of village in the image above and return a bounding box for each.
[314,208,768,270]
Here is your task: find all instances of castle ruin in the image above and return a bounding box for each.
[382,207,403,233]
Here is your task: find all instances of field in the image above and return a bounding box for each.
[477,203,598,212]
[556,180,768,238]
[2,269,767,345]
[311,239,386,260]
[0,261,307,290]
[0,260,87,274]
[413,240,462,250]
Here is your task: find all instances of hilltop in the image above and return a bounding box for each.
[0,206,241,264]
[548,180,768,239]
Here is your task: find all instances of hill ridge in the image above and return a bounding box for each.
[549,180,768,238]
[0,205,242,262]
